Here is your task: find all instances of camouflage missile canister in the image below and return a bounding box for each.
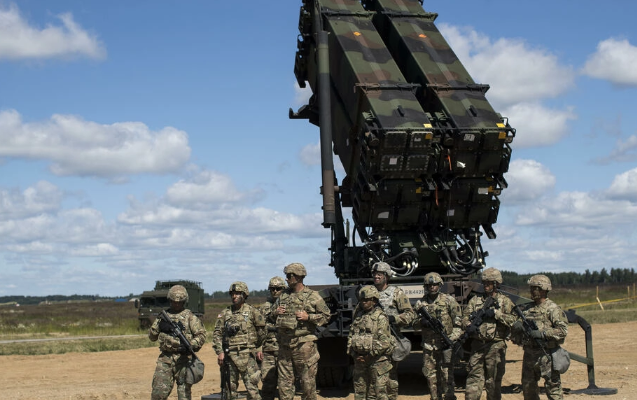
[292,0,515,276]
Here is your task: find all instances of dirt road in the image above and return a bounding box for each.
[4,321,635,400]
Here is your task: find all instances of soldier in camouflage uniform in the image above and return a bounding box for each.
[271,263,331,400]
[511,275,568,400]
[149,285,207,400]
[411,272,461,400]
[258,276,286,400]
[371,261,416,400]
[462,268,516,400]
[212,282,266,400]
[348,285,395,400]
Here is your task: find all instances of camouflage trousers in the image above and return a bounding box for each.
[151,353,192,400]
[278,340,319,400]
[522,348,563,400]
[421,346,455,400]
[227,350,262,400]
[353,358,392,400]
[465,340,507,400]
[386,359,399,400]
[260,350,279,400]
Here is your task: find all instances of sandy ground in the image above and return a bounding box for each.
[4,321,635,400]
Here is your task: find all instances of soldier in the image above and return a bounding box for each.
[271,263,331,400]
[149,285,207,400]
[411,272,462,400]
[462,268,516,400]
[259,276,286,400]
[511,275,568,400]
[370,261,416,400]
[348,285,395,400]
[212,282,266,400]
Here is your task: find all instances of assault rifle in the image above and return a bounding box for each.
[417,306,454,349]
[455,295,498,350]
[220,322,234,400]
[158,310,200,361]
[512,304,549,357]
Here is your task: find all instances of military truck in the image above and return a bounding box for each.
[289,0,611,393]
[135,280,205,329]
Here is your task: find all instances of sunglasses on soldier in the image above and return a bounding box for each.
[269,286,285,291]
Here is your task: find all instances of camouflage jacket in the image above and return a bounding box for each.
[512,299,568,350]
[259,297,278,352]
[462,292,516,342]
[347,306,394,361]
[149,308,207,355]
[377,285,416,329]
[212,303,266,355]
[412,293,462,344]
[272,286,331,345]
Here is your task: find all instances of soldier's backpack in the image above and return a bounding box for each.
[551,346,570,374]
[390,325,411,362]
[185,358,205,385]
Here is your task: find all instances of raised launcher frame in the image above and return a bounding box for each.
[287,0,614,394]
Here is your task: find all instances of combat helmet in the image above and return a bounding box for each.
[358,285,380,301]
[423,272,443,286]
[284,262,307,277]
[268,276,286,289]
[371,261,395,278]
[229,281,250,298]
[167,285,188,302]
[481,267,503,284]
[528,274,552,291]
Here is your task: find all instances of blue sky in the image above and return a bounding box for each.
[1,1,636,296]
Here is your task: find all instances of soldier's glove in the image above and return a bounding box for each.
[466,324,479,336]
[177,344,188,354]
[159,319,173,334]
[484,308,496,319]
[511,320,524,333]
[387,315,396,324]
[529,329,545,340]
[420,317,432,328]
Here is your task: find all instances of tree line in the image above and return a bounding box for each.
[501,267,637,287]
[3,268,635,305]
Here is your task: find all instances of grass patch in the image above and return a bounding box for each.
[0,336,156,356]
[0,297,267,355]
[1,289,633,356]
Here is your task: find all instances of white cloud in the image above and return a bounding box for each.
[0,4,106,60]
[607,167,637,201]
[0,109,191,178]
[500,159,556,204]
[69,243,119,256]
[582,38,637,86]
[594,134,637,165]
[0,181,63,219]
[166,170,263,208]
[300,142,321,166]
[439,24,575,107]
[502,102,576,148]
[293,81,312,108]
[515,191,637,230]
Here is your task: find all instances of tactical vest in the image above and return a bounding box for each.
[261,299,278,352]
[276,289,317,336]
[523,300,565,349]
[222,305,257,349]
[378,286,398,317]
[349,308,381,355]
[159,309,195,353]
